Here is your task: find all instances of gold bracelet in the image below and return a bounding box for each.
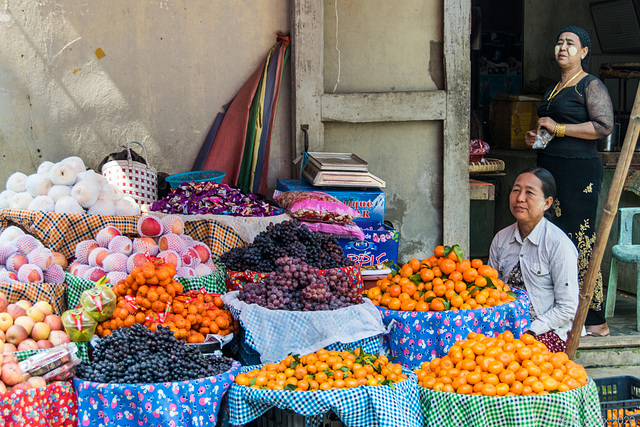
[555,123,566,138]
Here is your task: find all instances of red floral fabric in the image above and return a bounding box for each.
[0,381,77,427]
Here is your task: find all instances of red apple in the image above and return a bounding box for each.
[137,216,163,237]
[0,313,13,332]
[14,316,35,335]
[5,304,26,320]
[28,376,47,389]
[17,339,38,351]
[15,300,32,311]
[0,380,6,393]
[5,325,28,345]
[36,340,54,349]
[1,363,24,386]
[11,381,32,391]
[26,307,45,323]
[32,301,52,316]
[51,252,68,270]
[3,344,17,355]
[0,292,7,312]
[31,322,50,341]
[43,315,63,331]
[48,330,70,346]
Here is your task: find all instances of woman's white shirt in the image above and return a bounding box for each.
[489,217,579,341]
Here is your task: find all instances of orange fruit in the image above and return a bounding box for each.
[520,333,536,345]
[448,271,463,282]
[401,282,417,296]
[415,301,429,311]
[388,298,401,310]
[430,298,446,311]
[440,259,457,275]
[514,368,529,382]
[400,299,417,311]
[531,381,545,394]
[400,265,414,278]
[477,265,492,277]
[462,268,478,283]
[481,383,496,396]
[398,292,411,302]
[433,283,447,297]
[389,285,402,297]
[434,245,445,258]
[474,276,487,288]
[420,269,435,282]
[471,259,483,269]
[542,377,559,391]
[495,383,510,396]
[407,258,421,273]
[516,346,532,361]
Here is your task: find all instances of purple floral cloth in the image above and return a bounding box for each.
[378,289,530,368]
[73,361,240,427]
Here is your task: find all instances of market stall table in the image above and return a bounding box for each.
[73,361,240,427]
[224,292,385,365]
[0,381,78,427]
[379,289,530,368]
[0,209,291,259]
[228,366,422,427]
[419,378,602,426]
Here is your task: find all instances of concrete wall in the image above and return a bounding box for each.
[1,0,449,263]
[0,0,291,191]
[322,0,445,260]
[523,0,597,84]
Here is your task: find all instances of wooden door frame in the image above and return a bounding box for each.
[291,0,471,252]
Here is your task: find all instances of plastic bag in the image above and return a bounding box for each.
[275,191,360,224]
[470,139,490,163]
[533,128,554,149]
[300,221,365,240]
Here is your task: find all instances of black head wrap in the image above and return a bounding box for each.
[557,26,591,69]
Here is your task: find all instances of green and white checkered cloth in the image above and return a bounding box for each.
[15,342,90,363]
[419,378,603,426]
[65,259,227,310]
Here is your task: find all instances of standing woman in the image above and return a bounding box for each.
[524,26,614,336]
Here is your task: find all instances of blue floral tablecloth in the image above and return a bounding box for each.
[379,289,530,368]
[73,361,240,427]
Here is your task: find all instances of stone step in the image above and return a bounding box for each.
[575,336,640,368]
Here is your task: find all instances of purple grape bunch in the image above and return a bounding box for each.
[220,220,353,273]
[238,256,363,311]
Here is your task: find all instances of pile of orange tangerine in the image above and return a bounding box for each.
[415,331,588,396]
[234,348,407,391]
[365,245,517,312]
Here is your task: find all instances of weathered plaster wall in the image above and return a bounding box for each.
[322,0,445,260]
[0,0,291,190]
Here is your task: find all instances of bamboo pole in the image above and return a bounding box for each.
[566,83,640,359]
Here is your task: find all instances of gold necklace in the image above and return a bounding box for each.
[547,70,582,101]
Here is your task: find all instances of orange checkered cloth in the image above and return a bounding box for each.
[0,209,245,258]
[0,281,67,315]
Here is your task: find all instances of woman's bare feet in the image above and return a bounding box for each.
[586,323,610,337]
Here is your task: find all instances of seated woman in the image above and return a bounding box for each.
[489,167,579,352]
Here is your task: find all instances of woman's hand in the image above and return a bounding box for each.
[537,117,558,134]
[525,130,537,147]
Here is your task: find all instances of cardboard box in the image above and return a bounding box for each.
[337,221,399,267]
[275,179,385,223]
[489,94,542,150]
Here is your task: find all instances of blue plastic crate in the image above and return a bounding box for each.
[594,376,640,424]
[166,170,226,188]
